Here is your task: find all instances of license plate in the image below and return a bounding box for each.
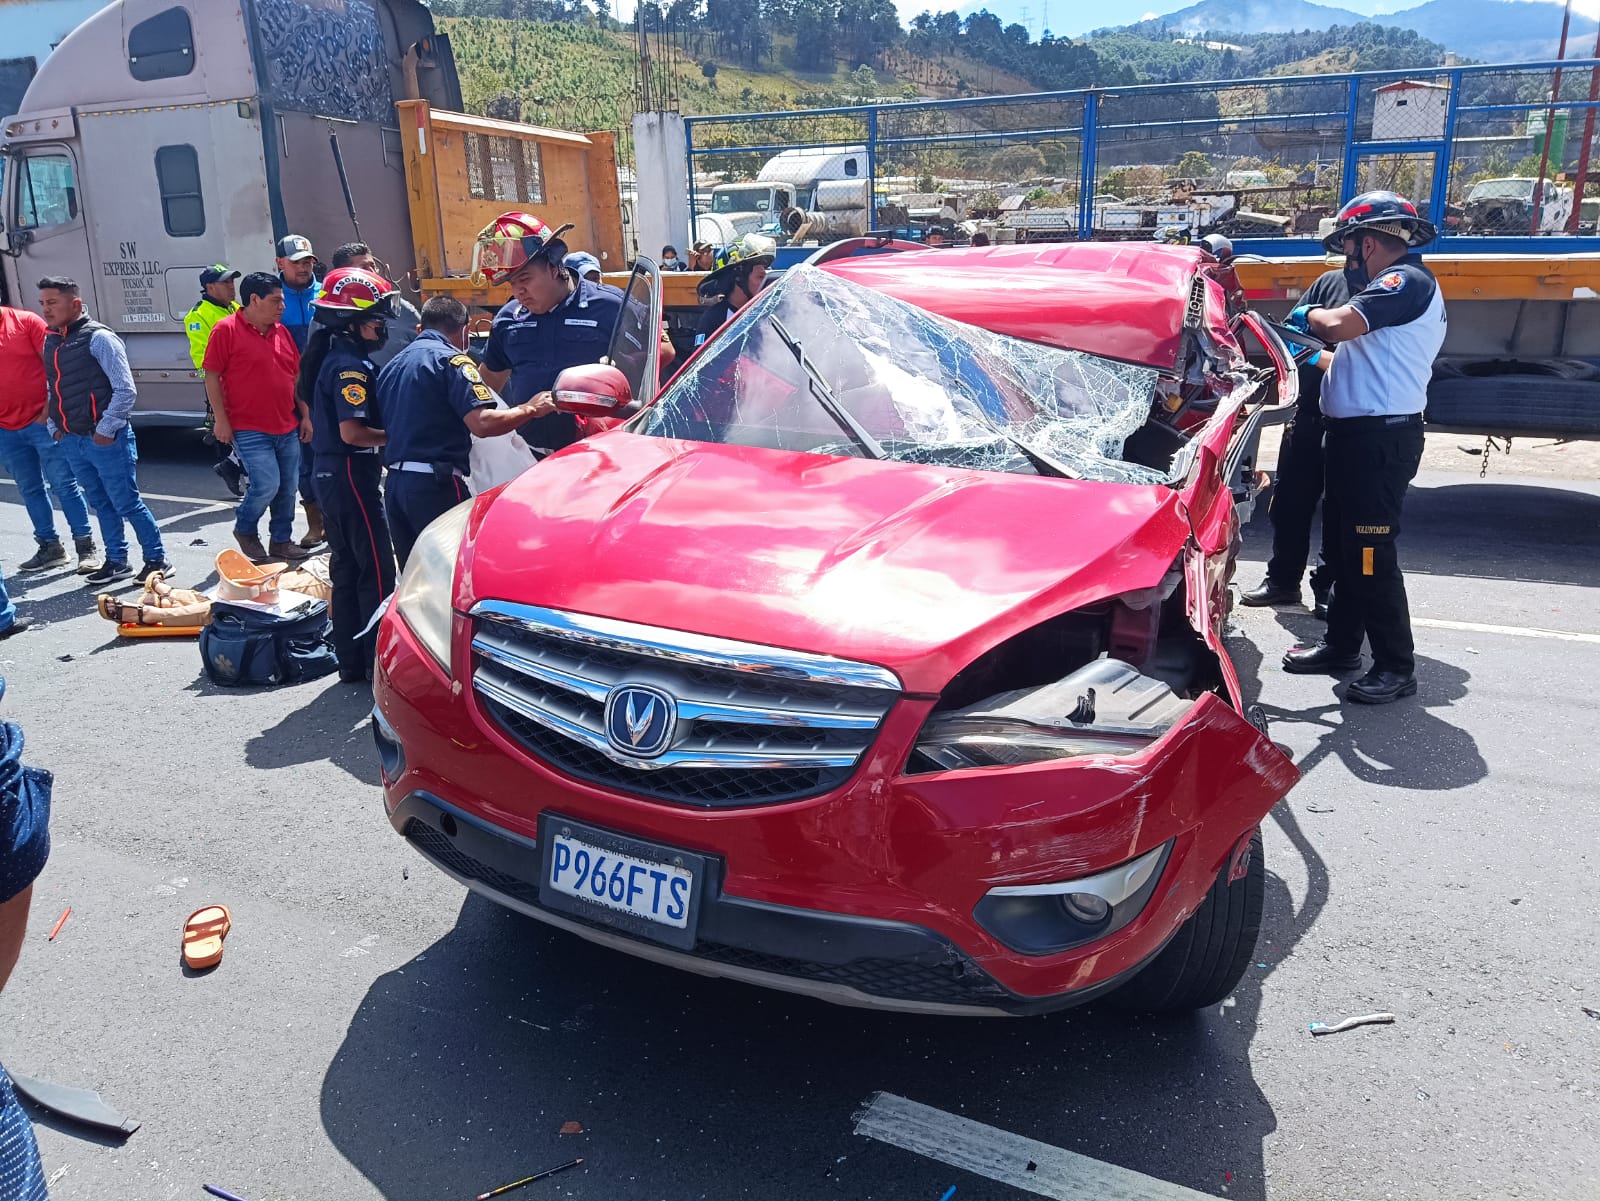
[537,816,712,951]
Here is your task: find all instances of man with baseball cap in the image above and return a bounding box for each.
[275,234,325,545]
[187,264,247,497]
[473,212,622,456]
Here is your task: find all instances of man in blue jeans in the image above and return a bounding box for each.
[38,278,170,587]
[0,301,100,575]
[204,273,311,562]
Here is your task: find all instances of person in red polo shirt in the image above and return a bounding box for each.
[203,273,313,562]
[0,302,99,574]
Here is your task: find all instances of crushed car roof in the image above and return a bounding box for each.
[819,242,1212,371]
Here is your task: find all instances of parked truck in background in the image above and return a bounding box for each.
[697,145,869,245]
[1460,177,1575,235]
[0,0,624,425]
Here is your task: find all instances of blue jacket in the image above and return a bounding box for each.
[279,275,321,351]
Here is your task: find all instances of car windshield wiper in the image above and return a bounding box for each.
[962,408,1080,479]
[767,316,885,460]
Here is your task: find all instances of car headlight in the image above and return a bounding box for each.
[913,721,1157,771]
[392,499,473,673]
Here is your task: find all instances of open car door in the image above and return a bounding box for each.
[602,256,663,410]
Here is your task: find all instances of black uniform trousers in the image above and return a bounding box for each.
[1321,414,1425,675]
[386,469,469,570]
[314,455,395,675]
[1264,400,1335,600]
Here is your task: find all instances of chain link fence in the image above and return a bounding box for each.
[684,58,1600,250]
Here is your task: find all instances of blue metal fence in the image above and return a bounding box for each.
[683,58,1600,257]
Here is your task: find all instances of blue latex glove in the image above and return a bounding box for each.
[1284,304,1314,333]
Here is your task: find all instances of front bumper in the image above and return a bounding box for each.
[384,785,1158,1015]
[374,610,1297,1014]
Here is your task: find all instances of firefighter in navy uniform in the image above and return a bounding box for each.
[693,234,775,348]
[1281,191,1447,704]
[295,267,398,683]
[375,296,554,568]
[471,212,622,458]
[1240,264,1351,619]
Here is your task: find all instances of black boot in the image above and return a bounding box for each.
[1348,669,1417,704]
[1282,641,1363,675]
[1241,577,1300,607]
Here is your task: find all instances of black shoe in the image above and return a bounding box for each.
[84,560,135,587]
[1241,578,1300,607]
[19,541,66,571]
[1311,595,1330,621]
[1348,669,1418,704]
[139,558,175,580]
[213,457,245,499]
[338,665,372,684]
[0,615,32,640]
[1282,641,1364,674]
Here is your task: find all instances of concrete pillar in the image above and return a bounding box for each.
[632,111,691,265]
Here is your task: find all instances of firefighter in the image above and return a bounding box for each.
[1281,190,1446,704]
[376,296,552,568]
[694,234,776,347]
[294,267,398,683]
[472,212,622,457]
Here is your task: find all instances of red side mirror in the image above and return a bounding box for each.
[552,363,633,417]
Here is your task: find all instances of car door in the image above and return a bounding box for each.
[602,254,663,409]
[3,145,101,315]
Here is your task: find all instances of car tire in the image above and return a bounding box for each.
[1107,830,1263,1012]
[1432,357,1599,381]
[1426,376,1600,437]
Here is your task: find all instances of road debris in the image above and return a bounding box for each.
[1309,1012,1396,1036]
[1583,1006,1599,1020]
[203,1185,254,1201]
[10,1074,140,1137]
[475,1157,584,1199]
[1305,804,1334,814]
[560,1120,583,1134]
[47,907,71,940]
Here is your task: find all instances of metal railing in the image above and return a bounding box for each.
[682,58,1600,255]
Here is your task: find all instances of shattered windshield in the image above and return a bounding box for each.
[1468,180,1535,201]
[634,265,1167,484]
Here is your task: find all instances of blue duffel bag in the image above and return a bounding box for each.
[199,598,338,687]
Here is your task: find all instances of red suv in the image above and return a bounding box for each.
[372,240,1301,1015]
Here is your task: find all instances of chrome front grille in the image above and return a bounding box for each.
[470,602,901,807]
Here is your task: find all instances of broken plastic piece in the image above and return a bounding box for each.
[204,1185,254,1201]
[9,1074,140,1137]
[1309,1011,1395,1036]
[559,1120,583,1134]
[47,907,71,940]
[475,1157,584,1200]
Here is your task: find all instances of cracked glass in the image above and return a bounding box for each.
[635,265,1170,484]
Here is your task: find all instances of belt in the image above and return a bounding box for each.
[391,460,466,477]
[1324,412,1423,431]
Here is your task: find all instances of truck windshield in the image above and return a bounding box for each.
[633,265,1166,484]
[712,187,774,214]
[1468,180,1535,201]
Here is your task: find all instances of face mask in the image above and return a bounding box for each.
[363,320,389,350]
[1343,237,1372,290]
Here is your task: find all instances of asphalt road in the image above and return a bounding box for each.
[1,429,1597,1201]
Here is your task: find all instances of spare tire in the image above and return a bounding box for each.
[1433,357,1600,381]
[1426,375,1600,437]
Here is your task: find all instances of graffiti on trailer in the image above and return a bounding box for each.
[255,0,393,124]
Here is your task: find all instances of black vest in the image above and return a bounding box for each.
[44,315,115,436]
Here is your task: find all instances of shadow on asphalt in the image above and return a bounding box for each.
[244,680,379,783]
[319,878,1297,1201]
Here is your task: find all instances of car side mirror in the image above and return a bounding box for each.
[552,362,633,417]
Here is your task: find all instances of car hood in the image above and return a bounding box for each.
[459,434,1192,694]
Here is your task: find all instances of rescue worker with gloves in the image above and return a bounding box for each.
[377,296,555,568]
[294,267,398,684]
[1279,190,1446,704]
[473,212,621,458]
[694,234,775,347]
[1241,263,1350,620]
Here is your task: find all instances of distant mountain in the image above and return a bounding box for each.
[958,0,1596,65]
[1116,0,1370,36]
[1389,0,1599,63]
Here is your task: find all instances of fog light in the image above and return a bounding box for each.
[1060,893,1111,925]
